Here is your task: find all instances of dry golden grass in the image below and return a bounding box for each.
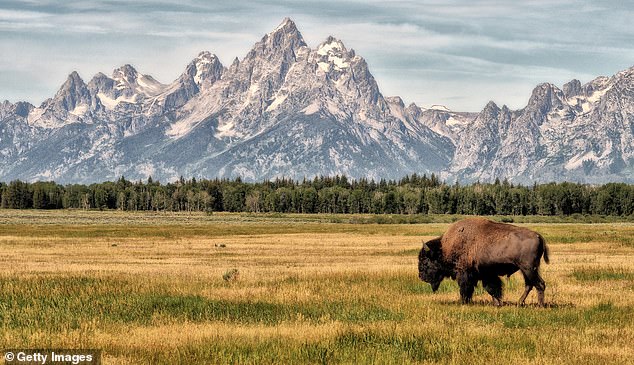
[1,210,633,364]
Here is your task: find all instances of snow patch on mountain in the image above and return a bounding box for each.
[216,121,237,138]
[70,104,89,116]
[317,37,352,70]
[429,105,451,112]
[266,93,288,112]
[581,87,611,112]
[565,151,599,170]
[302,102,320,115]
[445,116,466,127]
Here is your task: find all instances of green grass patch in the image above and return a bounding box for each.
[333,330,452,363]
[117,332,453,365]
[545,234,597,244]
[451,301,632,330]
[281,271,459,297]
[0,275,403,331]
[538,226,634,247]
[393,248,421,256]
[571,267,634,281]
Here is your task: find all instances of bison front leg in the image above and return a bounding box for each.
[482,275,503,307]
[457,271,476,304]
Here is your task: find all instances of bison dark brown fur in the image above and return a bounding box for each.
[418,218,549,306]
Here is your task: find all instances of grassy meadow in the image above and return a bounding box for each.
[1,210,634,364]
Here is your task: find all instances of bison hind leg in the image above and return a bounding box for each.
[518,284,533,306]
[535,275,546,307]
[519,268,547,306]
[482,275,503,307]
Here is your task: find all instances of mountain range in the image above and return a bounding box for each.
[1,18,633,184]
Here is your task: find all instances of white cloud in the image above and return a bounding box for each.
[0,0,632,111]
[0,8,48,20]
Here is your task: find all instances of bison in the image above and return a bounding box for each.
[418,218,549,306]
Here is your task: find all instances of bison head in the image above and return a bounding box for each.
[418,237,446,292]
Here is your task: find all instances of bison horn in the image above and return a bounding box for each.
[423,243,430,252]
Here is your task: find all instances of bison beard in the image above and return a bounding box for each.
[417,218,549,306]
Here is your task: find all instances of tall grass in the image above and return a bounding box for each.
[1,211,634,363]
[571,267,634,281]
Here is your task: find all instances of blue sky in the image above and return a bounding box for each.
[1,0,633,111]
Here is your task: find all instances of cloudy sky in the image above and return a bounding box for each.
[1,0,633,111]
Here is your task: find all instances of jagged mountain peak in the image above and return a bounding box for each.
[474,101,502,127]
[270,17,299,36]
[1,100,14,117]
[0,100,33,118]
[111,64,161,89]
[526,82,565,115]
[49,70,91,111]
[194,51,218,63]
[230,57,240,68]
[87,72,115,99]
[317,36,356,59]
[185,51,223,87]
[406,102,423,117]
[58,71,86,91]
[318,36,345,51]
[256,17,306,53]
[563,79,582,98]
[211,19,310,119]
[157,50,225,112]
[110,64,164,98]
[66,71,83,83]
[308,37,381,109]
[112,64,138,83]
[229,18,308,84]
[14,101,33,117]
[484,100,500,112]
[531,82,559,94]
[91,72,109,81]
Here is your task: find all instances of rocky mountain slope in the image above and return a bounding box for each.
[1,18,632,184]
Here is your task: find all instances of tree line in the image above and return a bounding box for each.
[0,175,633,216]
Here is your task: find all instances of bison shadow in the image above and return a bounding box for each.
[433,299,575,309]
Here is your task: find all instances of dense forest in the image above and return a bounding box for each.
[0,175,633,216]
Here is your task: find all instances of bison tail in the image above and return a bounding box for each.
[539,234,550,264]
